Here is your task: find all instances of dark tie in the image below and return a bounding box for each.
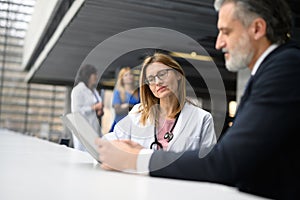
[235,75,254,118]
[243,75,254,96]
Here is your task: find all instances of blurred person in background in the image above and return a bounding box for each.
[71,64,103,151]
[109,67,140,132]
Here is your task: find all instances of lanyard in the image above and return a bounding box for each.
[93,90,101,103]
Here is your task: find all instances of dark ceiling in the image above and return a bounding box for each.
[25,0,300,101]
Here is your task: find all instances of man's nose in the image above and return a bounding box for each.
[215,33,225,50]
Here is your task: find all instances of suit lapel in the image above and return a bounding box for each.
[233,42,295,119]
[240,75,254,104]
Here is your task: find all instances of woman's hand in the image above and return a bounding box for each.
[93,102,104,116]
[113,103,130,115]
[120,103,129,109]
[93,102,103,110]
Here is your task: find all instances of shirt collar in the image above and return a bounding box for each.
[251,44,278,76]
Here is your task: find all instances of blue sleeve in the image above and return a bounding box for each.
[112,90,122,105]
[127,91,140,105]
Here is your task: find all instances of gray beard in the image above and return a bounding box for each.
[225,57,249,72]
[225,37,253,72]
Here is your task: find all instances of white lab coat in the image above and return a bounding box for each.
[71,82,102,151]
[104,102,216,157]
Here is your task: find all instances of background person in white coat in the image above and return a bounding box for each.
[104,53,216,155]
[71,64,104,151]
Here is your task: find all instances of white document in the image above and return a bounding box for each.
[61,112,101,163]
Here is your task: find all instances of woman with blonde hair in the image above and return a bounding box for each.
[110,67,140,132]
[105,53,216,155]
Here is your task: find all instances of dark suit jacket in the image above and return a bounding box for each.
[149,41,300,200]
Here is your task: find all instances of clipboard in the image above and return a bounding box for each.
[61,112,101,163]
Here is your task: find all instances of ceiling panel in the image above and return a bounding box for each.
[25,0,300,102]
[27,0,222,83]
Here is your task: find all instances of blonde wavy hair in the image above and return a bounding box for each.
[139,53,186,125]
[115,67,138,102]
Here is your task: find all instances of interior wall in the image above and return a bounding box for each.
[22,0,61,70]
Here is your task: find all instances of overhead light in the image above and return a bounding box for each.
[170,51,213,62]
[100,80,115,87]
[228,101,237,117]
[190,51,197,57]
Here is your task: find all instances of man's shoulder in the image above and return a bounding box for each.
[271,40,300,59]
[259,41,300,74]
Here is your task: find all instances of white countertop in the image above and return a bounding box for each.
[0,129,269,200]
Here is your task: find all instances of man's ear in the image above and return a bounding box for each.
[250,17,267,40]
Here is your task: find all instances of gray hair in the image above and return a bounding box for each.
[214,0,293,44]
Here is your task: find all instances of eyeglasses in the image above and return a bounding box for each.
[145,69,174,85]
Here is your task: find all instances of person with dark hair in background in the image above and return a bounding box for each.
[96,0,300,199]
[71,64,103,151]
[109,67,140,132]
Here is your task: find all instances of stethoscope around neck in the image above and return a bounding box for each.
[150,112,181,150]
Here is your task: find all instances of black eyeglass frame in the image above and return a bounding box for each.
[144,68,174,85]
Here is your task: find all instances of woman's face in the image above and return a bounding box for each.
[145,62,181,100]
[122,70,134,85]
[88,73,98,89]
